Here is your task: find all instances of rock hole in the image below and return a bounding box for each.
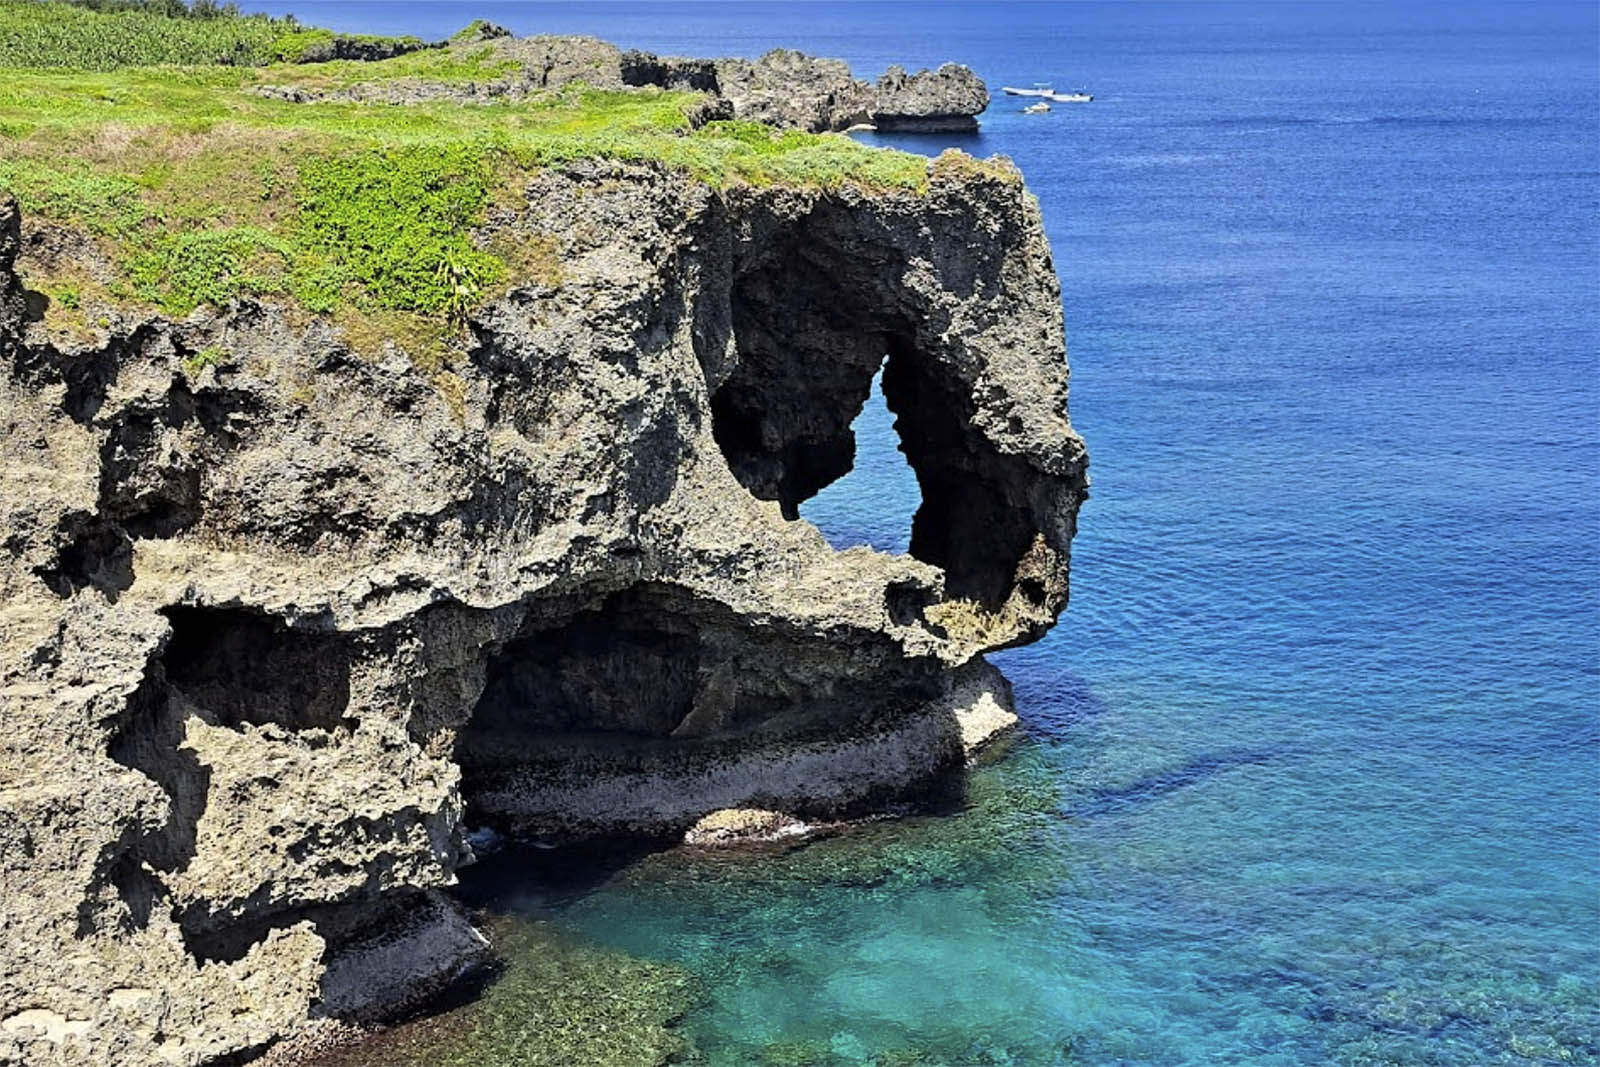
[159,607,356,733]
[459,592,702,757]
[107,853,162,931]
[106,667,210,878]
[181,914,285,966]
[86,661,208,937]
[34,517,133,600]
[706,212,1046,611]
[881,335,1041,609]
[96,378,205,540]
[799,366,919,555]
[884,578,937,627]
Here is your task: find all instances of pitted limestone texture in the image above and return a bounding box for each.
[0,145,1083,1066]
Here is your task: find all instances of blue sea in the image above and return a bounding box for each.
[262,2,1600,1063]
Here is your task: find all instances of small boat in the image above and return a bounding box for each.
[1002,83,1054,97]
[1045,90,1093,103]
[1022,101,1051,114]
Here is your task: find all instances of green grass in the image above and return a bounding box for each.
[0,0,302,69]
[0,0,422,70]
[0,1,999,367]
[180,342,226,374]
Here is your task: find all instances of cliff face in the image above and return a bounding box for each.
[0,151,1083,1065]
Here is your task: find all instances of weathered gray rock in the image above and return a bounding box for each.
[290,34,437,64]
[259,36,988,132]
[0,144,1083,1065]
[682,807,811,847]
[0,198,22,350]
[696,48,871,131]
[621,47,989,131]
[608,43,990,131]
[871,63,990,131]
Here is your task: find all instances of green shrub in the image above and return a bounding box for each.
[294,143,505,319]
[0,0,285,68]
[263,26,331,63]
[0,0,419,70]
[127,225,290,315]
[0,160,144,236]
[180,342,226,374]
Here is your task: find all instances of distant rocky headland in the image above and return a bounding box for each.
[620,45,990,132]
[0,3,1082,1065]
[256,23,992,133]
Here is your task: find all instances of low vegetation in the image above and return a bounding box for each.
[0,0,951,367]
[0,0,424,69]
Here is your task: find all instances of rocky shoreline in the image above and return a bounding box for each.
[0,29,1081,1067]
[256,31,991,133]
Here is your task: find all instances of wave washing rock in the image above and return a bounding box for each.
[682,807,812,846]
[0,143,1083,1063]
[258,34,989,131]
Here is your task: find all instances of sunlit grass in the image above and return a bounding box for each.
[0,0,421,69]
[0,1,988,364]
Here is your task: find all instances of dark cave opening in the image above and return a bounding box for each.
[879,336,1041,609]
[159,606,355,733]
[452,583,952,838]
[453,589,712,822]
[707,242,887,522]
[34,516,134,600]
[467,601,702,743]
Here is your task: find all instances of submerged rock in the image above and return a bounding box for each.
[0,95,1081,1067]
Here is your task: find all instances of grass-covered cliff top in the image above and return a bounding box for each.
[0,0,1000,364]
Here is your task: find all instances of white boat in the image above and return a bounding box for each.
[1022,101,1051,114]
[1003,84,1093,102]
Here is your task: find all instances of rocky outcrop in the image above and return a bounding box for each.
[587,41,991,131]
[0,144,1083,1064]
[622,46,990,131]
[682,807,811,847]
[870,63,990,132]
[259,35,988,132]
[289,33,435,64]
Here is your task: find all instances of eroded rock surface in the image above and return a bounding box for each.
[0,145,1083,1065]
[259,35,989,132]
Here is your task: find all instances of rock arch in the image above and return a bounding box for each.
[705,181,1085,617]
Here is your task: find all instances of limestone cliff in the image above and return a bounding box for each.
[0,144,1083,1063]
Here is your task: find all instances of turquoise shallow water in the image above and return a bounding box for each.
[272,1,1600,1062]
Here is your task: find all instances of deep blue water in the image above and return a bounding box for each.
[265,2,1600,1063]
